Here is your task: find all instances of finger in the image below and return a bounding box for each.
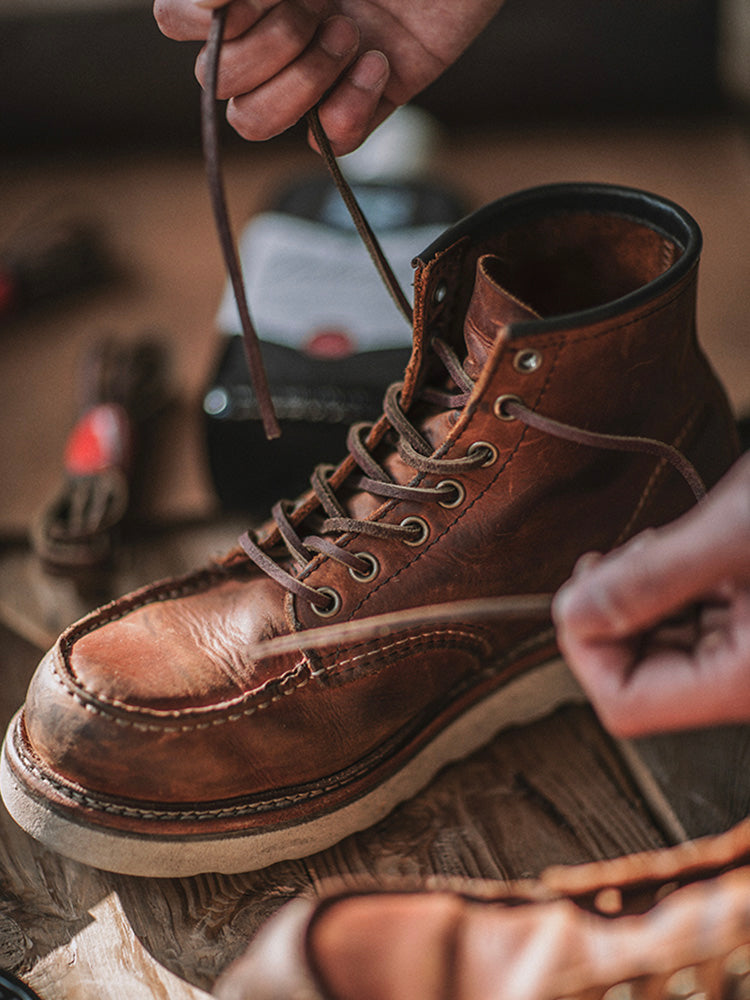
[156,0,324,45]
[195,0,330,95]
[573,635,750,736]
[155,0,251,42]
[308,51,392,155]
[225,15,360,142]
[558,587,750,736]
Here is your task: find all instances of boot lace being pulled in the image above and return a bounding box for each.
[201,10,706,642]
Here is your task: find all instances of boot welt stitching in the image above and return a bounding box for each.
[12,749,392,819]
[49,628,495,727]
[13,630,556,820]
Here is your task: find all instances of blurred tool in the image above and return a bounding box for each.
[0,216,109,321]
[32,335,170,589]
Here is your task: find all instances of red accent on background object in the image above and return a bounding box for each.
[64,404,132,476]
[304,328,356,359]
[0,270,16,313]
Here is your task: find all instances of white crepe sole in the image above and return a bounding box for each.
[0,658,584,878]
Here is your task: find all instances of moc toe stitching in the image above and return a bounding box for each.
[57,563,237,657]
[14,625,551,823]
[47,639,314,726]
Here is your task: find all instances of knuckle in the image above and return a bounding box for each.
[590,681,643,738]
[214,76,236,101]
[226,99,279,141]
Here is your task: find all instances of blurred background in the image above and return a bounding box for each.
[1,0,748,151]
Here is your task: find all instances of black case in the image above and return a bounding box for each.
[203,175,465,512]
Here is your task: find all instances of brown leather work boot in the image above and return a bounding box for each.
[213,816,750,1000]
[1,183,739,876]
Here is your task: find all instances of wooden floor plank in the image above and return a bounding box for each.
[624,727,750,840]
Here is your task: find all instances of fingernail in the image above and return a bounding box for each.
[349,50,389,90]
[319,16,358,58]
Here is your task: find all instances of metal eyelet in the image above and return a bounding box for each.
[467,441,498,467]
[348,552,379,583]
[493,394,523,421]
[513,348,542,373]
[400,515,430,546]
[432,280,447,305]
[436,479,465,508]
[311,586,341,618]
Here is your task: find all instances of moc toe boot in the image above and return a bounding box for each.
[213,817,750,1000]
[0,183,740,876]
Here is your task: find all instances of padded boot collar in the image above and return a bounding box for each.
[414,182,702,339]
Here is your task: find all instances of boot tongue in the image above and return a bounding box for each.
[463,254,542,380]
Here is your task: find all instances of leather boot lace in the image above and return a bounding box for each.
[201,10,706,648]
[238,337,500,615]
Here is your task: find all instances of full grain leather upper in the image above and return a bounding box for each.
[20,186,739,812]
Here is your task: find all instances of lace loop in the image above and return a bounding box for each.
[238,529,329,609]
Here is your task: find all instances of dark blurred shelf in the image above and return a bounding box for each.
[0,0,724,154]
